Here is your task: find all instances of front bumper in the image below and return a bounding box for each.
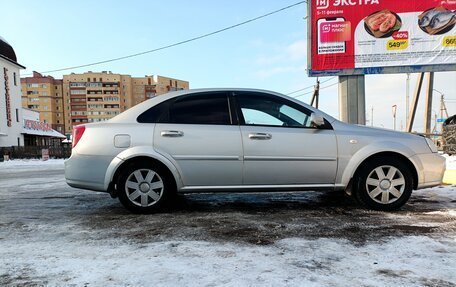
[409,153,446,189]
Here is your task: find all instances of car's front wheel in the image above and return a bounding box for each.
[117,163,174,213]
[354,157,413,211]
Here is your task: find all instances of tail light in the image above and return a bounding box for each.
[72,125,86,148]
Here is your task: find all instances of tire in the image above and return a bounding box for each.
[117,162,175,213]
[353,157,413,211]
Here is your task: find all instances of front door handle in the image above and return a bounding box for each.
[161,130,184,137]
[249,133,272,140]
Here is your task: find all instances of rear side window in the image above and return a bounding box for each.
[137,101,170,123]
[137,93,231,125]
[169,93,230,125]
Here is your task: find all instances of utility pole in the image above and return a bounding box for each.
[310,78,320,108]
[371,106,374,127]
[406,73,410,127]
[407,73,425,133]
[424,72,434,134]
[392,105,397,131]
[435,90,449,133]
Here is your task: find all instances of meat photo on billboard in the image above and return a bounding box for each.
[364,10,402,38]
[418,6,456,35]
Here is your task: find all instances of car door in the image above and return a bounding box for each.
[235,91,338,185]
[153,92,243,187]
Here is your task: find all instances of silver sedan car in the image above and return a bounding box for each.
[65,88,445,213]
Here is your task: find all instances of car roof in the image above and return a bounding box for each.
[109,88,337,124]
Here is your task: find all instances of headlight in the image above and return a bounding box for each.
[425,138,438,153]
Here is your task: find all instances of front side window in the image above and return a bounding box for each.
[237,93,313,128]
[137,93,231,125]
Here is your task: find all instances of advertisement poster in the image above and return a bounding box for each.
[309,0,456,76]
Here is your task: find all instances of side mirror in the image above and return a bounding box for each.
[310,113,325,127]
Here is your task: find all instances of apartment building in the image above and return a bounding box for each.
[130,75,190,106]
[62,71,189,134]
[21,72,64,133]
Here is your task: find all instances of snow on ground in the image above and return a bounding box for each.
[0,158,64,167]
[1,235,454,287]
[0,156,455,286]
[442,153,456,170]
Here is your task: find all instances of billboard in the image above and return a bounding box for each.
[308,0,456,76]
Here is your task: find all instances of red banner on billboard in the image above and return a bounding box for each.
[309,0,456,75]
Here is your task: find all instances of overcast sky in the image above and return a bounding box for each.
[1,0,455,132]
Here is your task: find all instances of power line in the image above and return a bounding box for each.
[286,77,335,95]
[292,81,338,100]
[27,1,307,75]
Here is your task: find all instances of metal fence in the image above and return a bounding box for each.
[0,146,71,160]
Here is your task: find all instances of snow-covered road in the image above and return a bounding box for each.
[0,159,455,286]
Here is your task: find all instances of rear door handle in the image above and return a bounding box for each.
[249,133,272,140]
[161,130,184,137]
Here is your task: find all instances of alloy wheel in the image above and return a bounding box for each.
[365,165,405,204]
[125,169,164,207]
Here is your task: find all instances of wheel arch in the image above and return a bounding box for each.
[349,151,419,191]
[104,146,183,195]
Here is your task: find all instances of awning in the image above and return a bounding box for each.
[22,128,66,138]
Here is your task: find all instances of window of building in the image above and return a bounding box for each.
[87,83,102,87]
[27,83,39,88]
[70,90,86,95]
[15,109,19,122]
[41,84,47,88]
[87,78,90,82]
[70,83,86,88]
[13,73,17,86]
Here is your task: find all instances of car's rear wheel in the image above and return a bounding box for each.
[117,163,174,213]
[354,157,413,211]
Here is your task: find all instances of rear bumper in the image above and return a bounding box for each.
[409,153,446,189]
[65,153,114,192]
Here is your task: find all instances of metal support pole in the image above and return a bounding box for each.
[338,75,366,125]
[424,72,434,134]
[407,73,425,132]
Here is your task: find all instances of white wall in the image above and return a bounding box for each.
[0,59,24,147]
[22,108,39,121]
